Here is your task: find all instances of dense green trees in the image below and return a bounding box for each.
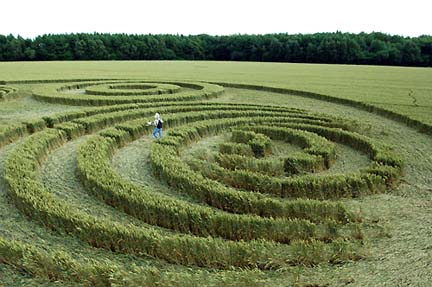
[0,32,431,66]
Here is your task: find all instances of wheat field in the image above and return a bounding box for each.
[0,61,431,286]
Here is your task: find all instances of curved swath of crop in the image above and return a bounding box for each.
[31,80,224,105]
[85,82,182,96]
[0,85,18,100]
[0,79,404,284]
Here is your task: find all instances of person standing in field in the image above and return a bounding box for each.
[152,113,163,139]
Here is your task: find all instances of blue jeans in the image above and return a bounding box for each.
[152,127,162,139]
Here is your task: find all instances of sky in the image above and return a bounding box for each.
[1,0,431,38]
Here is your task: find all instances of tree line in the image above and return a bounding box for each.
[0,32,431,66]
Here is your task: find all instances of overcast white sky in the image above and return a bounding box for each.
[1,0,431,38]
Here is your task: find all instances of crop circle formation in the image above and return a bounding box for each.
[32,80,224,105]
[0,79,404,285]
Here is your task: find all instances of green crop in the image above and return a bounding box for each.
[1,65,425,286]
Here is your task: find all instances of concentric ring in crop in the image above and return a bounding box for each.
[31,79,224,105]
[0,77,413,286]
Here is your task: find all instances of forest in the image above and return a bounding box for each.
[0,32,431,66]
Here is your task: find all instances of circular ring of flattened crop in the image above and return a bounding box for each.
[85,83,182,96]
[150,112,402,203]
[0,85,18,100]
[31,80,224,105]
[0,78,407,285]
